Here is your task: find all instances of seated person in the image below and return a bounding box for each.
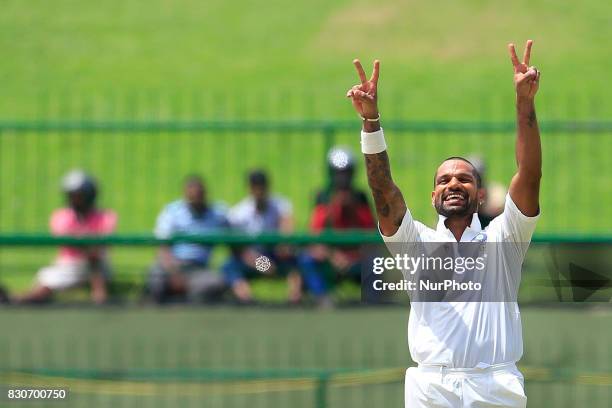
[146,175,228,303]
[298,147,376,306]
[222,170,301,303]
[16,170,117,304]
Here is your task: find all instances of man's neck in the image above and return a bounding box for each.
[444,215,472,242]
[189,203,207,217]
[255,198,269,213]
[74,206,94,218]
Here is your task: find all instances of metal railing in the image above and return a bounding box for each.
[1,118,611,234]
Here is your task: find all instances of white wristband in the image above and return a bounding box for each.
[361,128,387,154]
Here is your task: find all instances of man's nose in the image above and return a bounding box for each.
[447,177,461,188]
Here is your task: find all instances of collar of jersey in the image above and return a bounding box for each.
[436,212,482,242]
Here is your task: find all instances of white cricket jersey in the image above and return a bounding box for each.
[381,194,539,368]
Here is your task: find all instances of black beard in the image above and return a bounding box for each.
[435,196,477,218]
[255,199,268,213]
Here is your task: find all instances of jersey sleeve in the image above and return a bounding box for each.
[154,206,175,239]
[309,205,328,233]
[213,204,231,228]
[379,208,421,243]
[275,196,293,218]
[227,201,247,229]
[49,209,71,236]
[98,211,117,235]
[487,193,540,258]
[379,208,427,282]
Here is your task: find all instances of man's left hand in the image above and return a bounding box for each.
[508,40,540,99]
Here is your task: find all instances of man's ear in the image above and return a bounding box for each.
[478,188,486,206]
[431,190,436,208]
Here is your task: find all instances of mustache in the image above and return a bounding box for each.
[442,189,468,200]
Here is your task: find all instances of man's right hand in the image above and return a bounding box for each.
[348,59,407,236]
[346,59,380,121]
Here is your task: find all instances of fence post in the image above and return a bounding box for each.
[315,373,329,408]
[322,124,336,174]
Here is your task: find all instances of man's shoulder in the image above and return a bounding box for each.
[163,199,187,212]
[50,208,74,221]
[92,208,117,223]
[209,202,228,217]
[269,194,292,212]
[49,208,75,231]
[412,219,436,237]
[269,193,289,205]
[381,212,434,242]
[94,208,117,218]
[230,197,253,213]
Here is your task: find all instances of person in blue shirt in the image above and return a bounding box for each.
[146,175,229,303]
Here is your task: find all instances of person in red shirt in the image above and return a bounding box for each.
[298,147,375,306]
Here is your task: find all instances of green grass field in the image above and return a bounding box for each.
[0,3,610,407]
[1,0,611,119]
[1,0,611,299]
[1,0,611,233]
[1,0,611,231]
[0,306,610,407]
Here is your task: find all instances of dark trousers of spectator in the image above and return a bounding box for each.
[145,261,227,303]
[221,252,296,286]
[297,253,382,301]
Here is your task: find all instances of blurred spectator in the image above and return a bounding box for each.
[298,147,376,306]
[467,155,507,228]
[16,170,116,304]
[222,170,301,303]
[146,175,228,303]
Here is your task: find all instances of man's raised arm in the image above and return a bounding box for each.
[507,40,542,217]
[346,59,407,236]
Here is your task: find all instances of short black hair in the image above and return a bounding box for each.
[434,156,482,188]
[248,169,268,187]
[184,174,205,187]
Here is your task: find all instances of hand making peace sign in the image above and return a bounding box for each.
[508,40,540,99]
[346,59,380,120]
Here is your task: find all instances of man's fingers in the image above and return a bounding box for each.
[353,59,368,84]
[528,66,537,76]
[352,89,374,101]
[522,68,537,81]
[370,84,377,98]
[346,87,374,101]
[523,40,533,65]
[370,59,380,84]
[346,84,362,97]
[508,43,520,67]
[346,84,360,97]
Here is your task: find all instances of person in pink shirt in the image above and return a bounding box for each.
[17,170,117,304]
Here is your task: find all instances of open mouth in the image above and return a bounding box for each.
[443,192,467,205]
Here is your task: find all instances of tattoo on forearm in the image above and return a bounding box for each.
[365,152,392,184]
[365,152,406,226]
[527,109,537,128]
[371,188,390,217]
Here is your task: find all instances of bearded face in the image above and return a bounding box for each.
[432,160,481,218]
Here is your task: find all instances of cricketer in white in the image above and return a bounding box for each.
[346,41,542,408]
